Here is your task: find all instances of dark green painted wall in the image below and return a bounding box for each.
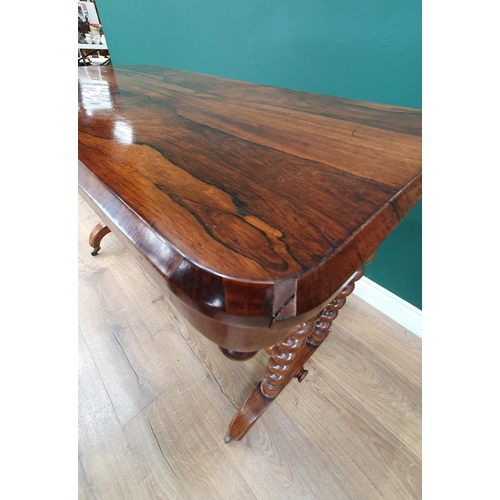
[96,0,422,308]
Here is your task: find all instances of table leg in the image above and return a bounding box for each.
[89,221,111,256]
[224,262,368,443]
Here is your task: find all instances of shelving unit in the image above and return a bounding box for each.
[78,1,111,66]
[78,43,110,66]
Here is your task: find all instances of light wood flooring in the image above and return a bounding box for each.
[78,196,422,500]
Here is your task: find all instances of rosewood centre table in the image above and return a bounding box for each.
[78,65,422,442]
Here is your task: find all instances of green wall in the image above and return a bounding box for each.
[96,0,422,309]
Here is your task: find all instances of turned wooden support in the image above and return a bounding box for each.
[225,255,375,442]
[307,262,368,348]
[89,221,111,256]
[225,319,316,442]
[261,321,314,398]
[265,253,375,355]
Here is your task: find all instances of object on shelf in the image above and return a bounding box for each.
[78,0,111,65]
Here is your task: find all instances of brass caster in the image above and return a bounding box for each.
[224,434,232,444]
[294,367,308,383]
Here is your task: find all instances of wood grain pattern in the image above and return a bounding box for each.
[78,328,142,499]
[313,328,422,457]
[78,247,180,426]
[333,294,422,388]
[78,63,422,470]
[78,65,421,336]
[79,163,304,354]
[275,363,422,499]
[78,196,421,499]
[124,379,257,500]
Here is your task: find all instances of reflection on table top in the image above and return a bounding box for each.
[78,65,421,319]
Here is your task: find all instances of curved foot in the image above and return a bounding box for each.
[225,320,315,441]
[89,222,111,256]
[226,384,273,442]
[224,256,376,441]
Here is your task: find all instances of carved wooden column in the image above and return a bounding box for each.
[225,254,375,443]
[306,263,368,348]
[224,319,316,443]
[261,321,313,399]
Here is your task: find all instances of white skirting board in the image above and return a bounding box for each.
[352,277,422,338]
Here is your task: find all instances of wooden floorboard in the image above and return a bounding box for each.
[78,196,422,499]
[78,328,143,500]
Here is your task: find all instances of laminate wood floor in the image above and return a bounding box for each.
[78,196,422,500]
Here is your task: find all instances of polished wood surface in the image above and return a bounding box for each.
[227,259,366,441]
[78,196,422,499]
[78,65,421,337]
[79,64,421,444]
[88,221,110,255]
[79,162,314,353]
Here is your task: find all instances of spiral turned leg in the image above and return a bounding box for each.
[225,320,315,442]
[224,253,375,442]
[261,322,313,399]
[307,261,369,348]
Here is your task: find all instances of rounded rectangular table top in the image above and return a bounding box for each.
[78,65,421,322]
